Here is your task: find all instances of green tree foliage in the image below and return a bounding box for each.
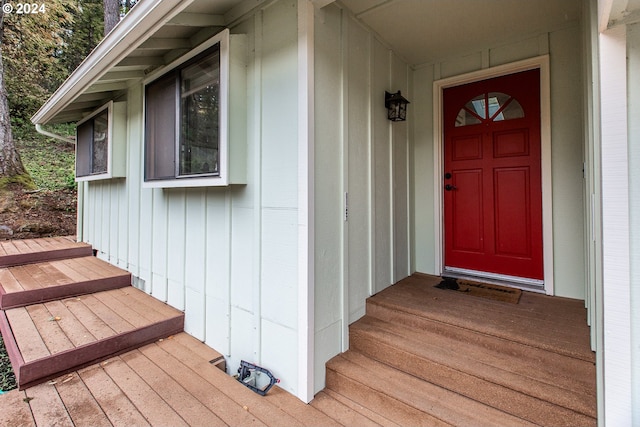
[58,0,102,76]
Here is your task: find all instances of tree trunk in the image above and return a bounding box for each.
[103,0,120,35]
[0,3,26,177]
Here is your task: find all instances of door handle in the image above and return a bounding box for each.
[445,184,457,191]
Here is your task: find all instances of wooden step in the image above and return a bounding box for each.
[0,286,184,389]
[0,237,93,268]
[367,275,595,363]
[326,351,538,427]
[0,256,131,309]
[350,316,596,425]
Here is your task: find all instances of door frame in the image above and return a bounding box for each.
[432,55,554,295]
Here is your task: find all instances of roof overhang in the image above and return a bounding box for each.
[599,0,640,31]
[31,0,264,124]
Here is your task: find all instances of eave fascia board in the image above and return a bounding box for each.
[31,0,196,124]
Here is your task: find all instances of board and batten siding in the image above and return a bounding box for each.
[78,0,304,398]
[313,4,411,393]
[412,21,587,299]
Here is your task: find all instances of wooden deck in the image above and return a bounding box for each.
[321,274,597,426]
[0,238,597,426]
[0,236,92,268]
[0,256,131,309]
[0,333,339,427]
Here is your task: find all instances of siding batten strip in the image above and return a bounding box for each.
[297,0,314,403]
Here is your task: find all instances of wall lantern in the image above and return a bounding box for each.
[385,90,410,121]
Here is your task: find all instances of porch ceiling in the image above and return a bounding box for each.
[339,0,582,66]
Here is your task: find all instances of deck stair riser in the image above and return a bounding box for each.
[0,237,92,268]
[349,317,596,425]
[1,309,184,389]
[0,282,185,390]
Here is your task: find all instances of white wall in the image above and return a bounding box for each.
[313,4,411,393]
[79,0,305,398]
[626,20,640,427]
[412,23,587,299]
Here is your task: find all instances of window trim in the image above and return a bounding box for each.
[75,101,115,181]
[142,29,230,188]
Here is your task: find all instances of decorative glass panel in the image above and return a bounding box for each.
[179,47,220,177]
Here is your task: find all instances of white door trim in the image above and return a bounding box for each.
[432,55,554,295]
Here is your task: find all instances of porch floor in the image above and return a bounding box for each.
[320,273,597,426]
[0,238,597,426]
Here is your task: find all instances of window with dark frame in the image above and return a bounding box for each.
[145,44,221,182]
[76,107,110,178]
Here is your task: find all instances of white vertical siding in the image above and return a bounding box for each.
[313,5,412,393]
[78,0,305,398]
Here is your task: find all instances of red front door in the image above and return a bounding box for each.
[443,69,543,280]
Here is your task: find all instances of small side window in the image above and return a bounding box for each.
[75,101,126,181]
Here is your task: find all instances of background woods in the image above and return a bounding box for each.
[0,0,136,240]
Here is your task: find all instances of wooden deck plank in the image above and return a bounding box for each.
[78,293,136,334]
[156,337,305,427]
[139,342,268,427]
[21,239,45,252]
[321,389,401,427]
[57,258,103,281]
[8,266,42,291]
[266,387,342,427]
[0,389,36,427]
[37,262,76,285]
[81,256,129,276]
[22,263,52,288]
[0,268,25,293]
[11,240,32,255]
[43,300,97,348]
[6,307,50,362]
[124,286,184,320]
[26,303,74,356]
[0,241,20,255]
[60,296,117,340]
[24,381,74,427]
[121,347,228,427]
[108,287,176,324]
[100,354,189,427]
[378,276,593,361]
[46,259,92,282]
[77,362,151,427]
[91,290,150,328]
[52,371,113,427]
[311,391,382,427]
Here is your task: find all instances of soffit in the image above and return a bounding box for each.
[32,0,260,124]
[339,0,581,66]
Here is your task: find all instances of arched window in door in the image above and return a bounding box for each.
[455,92,524,127]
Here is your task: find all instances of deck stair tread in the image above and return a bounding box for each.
[0,237,92,268]
[369,274,594,362]
[350,316,596,423]
[327,351,537,427]
[0,286,184,389]
[0,256,131,309]
[322,274,597,427]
